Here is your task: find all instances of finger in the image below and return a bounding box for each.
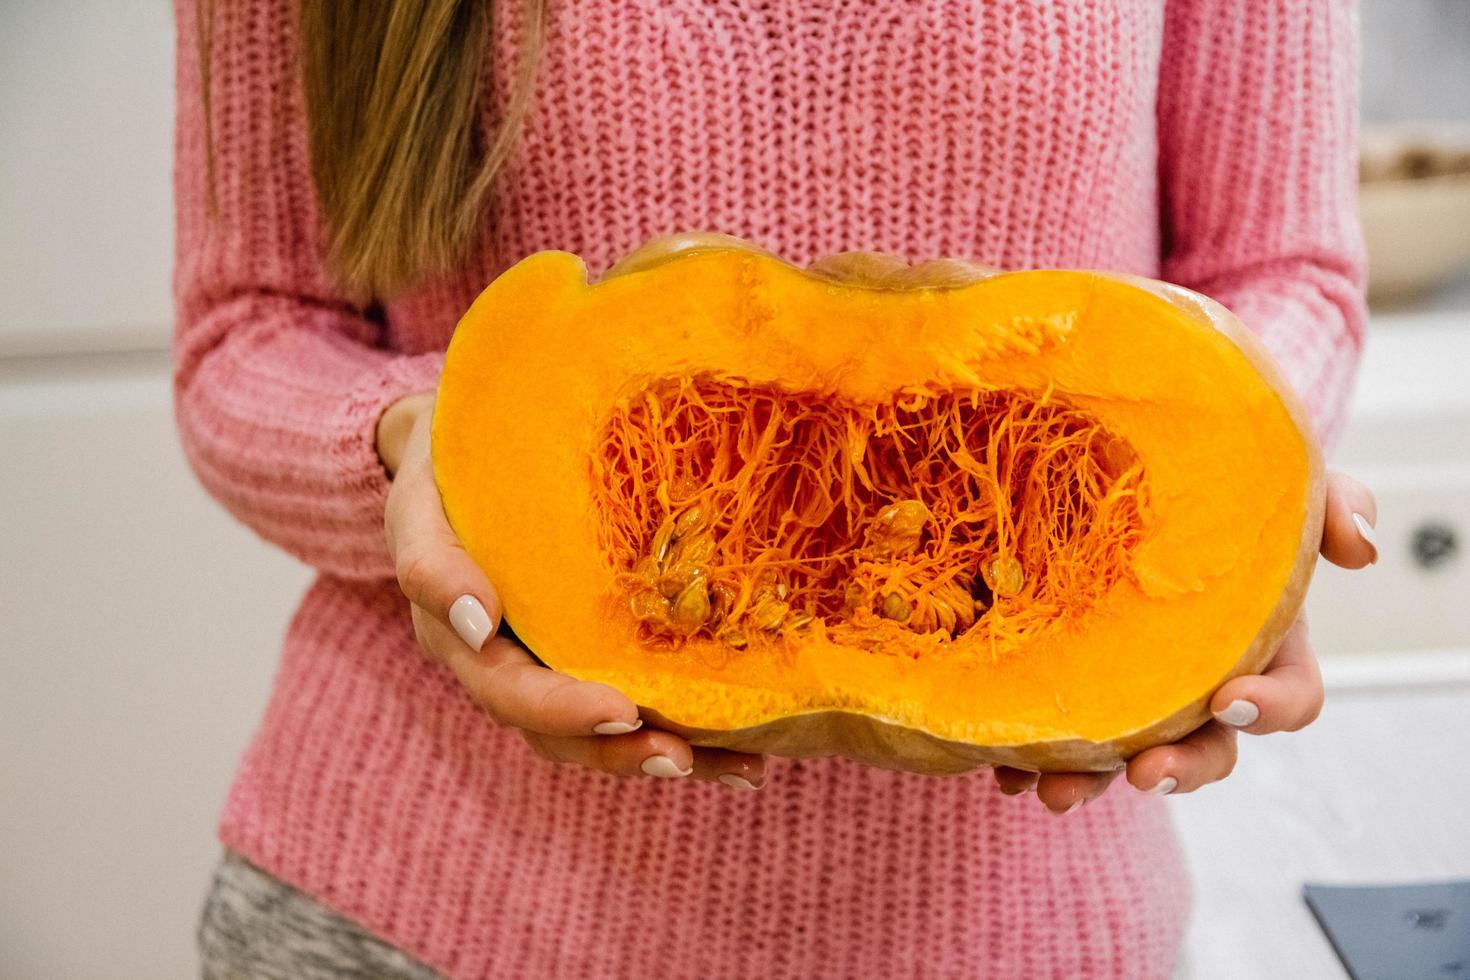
[689,747,767,790]
[1321,471,1378,568]
[1210,618,1323,735]
[522,728,695,779]
[994,767,1040,796]
[418,614,641,736]
[1127,722,1238,796]
[387,444,503,652]
[1035,771,1118,815]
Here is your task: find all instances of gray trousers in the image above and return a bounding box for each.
[198,852,440,979]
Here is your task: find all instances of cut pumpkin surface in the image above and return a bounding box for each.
[432,234,1324,773]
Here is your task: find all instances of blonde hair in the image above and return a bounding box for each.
[201,0,545,296]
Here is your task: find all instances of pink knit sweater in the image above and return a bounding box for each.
[173,1,1365,976]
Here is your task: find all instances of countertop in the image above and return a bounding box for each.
[1172,656,1470,979]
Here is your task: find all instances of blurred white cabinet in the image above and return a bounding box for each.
[1305,314,1470,659]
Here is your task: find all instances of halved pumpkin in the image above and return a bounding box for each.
[432,233,1324,773]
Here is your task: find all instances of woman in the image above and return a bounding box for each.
[177,0,1377,976]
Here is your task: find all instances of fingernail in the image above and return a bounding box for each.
[1145,776,1178,796]
[1351,512,1378,563]
[593,720,642,736]
[641,755,692,778]
[718,773,761,791]
[1214,699,1260,728]
[1053,798,1085,816]
[449,594,493,651]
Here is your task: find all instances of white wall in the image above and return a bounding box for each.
[1361,0,1470,124]
[0,1,175,355]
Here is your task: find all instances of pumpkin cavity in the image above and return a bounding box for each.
[590,376,1150,660]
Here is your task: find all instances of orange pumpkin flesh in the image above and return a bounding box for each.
[432,234,1324,773]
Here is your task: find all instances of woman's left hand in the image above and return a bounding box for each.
[994,471,1378,814]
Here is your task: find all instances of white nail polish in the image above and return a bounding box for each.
[449,594,493,651]
[1146,776,1178,796]
[1351,513,1378,562]
[1214,699,1260,728]
[593,720,642,735]
[641,755,692,778]
[718,773,761,791]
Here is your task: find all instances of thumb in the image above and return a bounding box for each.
[386,417,502,652]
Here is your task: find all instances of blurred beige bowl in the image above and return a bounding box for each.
[1361,175,1470,304]
[1359,124,1470,305]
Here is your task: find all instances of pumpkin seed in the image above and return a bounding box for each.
[784,611,815,632]
[651,519,676,567]
[629,589,671,624]
[657,562,707,599]
[674,534,716,566]
[749,597,790,632]
[880,591,911,622]
[716,625,748,649]
[984,555,1025,598]
[674,507,705,538]
[671,579,711,632]
[871,499,932,556]
[709,581,736,623]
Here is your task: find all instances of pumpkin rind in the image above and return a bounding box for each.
[432,233,1324,773]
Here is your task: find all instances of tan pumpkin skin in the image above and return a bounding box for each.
[435,233,1326,774]
[599,234,1325,774]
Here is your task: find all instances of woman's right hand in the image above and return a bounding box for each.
[378,392,766,789]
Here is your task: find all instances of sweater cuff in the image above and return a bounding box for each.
[1219,289,1363,454]
[337,351,446,579]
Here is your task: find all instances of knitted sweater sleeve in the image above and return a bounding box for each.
[171,0,442,580]
[1158,0,1367,448]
